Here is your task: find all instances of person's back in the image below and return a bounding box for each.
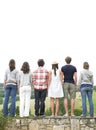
[32,59,49,116]
[61,56,77,117]
[51,69,60,83]
[78,69,93,86]
[61,64,77,84]
[48,62,63,117]
[78,62,94,117]
[32,66,48,90]
[48,69,63,98]
[19,62,32,118]
[3,59,19,117]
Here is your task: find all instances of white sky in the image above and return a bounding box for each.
[0,0,96,84]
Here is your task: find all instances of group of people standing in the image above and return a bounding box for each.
[3,56,94,118]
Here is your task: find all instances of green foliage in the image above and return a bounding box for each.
[93,86,96,91]
[0,83,3,87]
[16,95,19,101]
[45,107,51,115]
[0,111,8,130]
[74,109,82,116]
[31,91,35,99]
[0,87,4,97]
[0,97,3,104]
[15,106,19,116]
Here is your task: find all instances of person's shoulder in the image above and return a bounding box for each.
[29,71,32,76]
[71,65,77,70]
[58,69,62,72]
[43,67,49,72]
[14,68,19,72]
[5,68,9,72]
[88,70,93,76]
[61,65,66,69]
[12,69,18,74]
[49,70,52,73]
[32,68,38,73]
[19,70,23,75]
[79,70,84,74]
[70,64,76,67]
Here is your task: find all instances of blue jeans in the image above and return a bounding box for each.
[80,84,94,116]
[3,84,17,116]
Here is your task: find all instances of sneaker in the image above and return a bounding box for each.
[34,114,38,117]
[80,114,86,117]
[90,115,94,118]
[40,114,45,117]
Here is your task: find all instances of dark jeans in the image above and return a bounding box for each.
[80,84,94,116]
[3,84,17,116]
[34,89,47,116]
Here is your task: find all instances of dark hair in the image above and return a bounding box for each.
[52,64,58,76]
[9,59,15,71]
[37,59,45,67]
[65,56,72,64]
[21,62,30,74]
[83,62,89,69]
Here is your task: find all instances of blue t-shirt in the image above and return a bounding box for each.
[61,65,77,84]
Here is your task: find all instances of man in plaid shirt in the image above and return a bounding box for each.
[32,59,49,116]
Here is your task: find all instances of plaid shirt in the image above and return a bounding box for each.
[32,67,49,90]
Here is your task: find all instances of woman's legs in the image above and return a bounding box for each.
[87,91,94,117]
[81,89,87,116]
[55,98,59,117]
[10,85,17,116]
[50,97,54,117]
[24,86,31,117]
[19,87,25,117]
[3,86,11,116]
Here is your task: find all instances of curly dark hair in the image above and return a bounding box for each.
[21,62,30,74]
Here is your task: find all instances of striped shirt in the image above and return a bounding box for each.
[32,67,49,90]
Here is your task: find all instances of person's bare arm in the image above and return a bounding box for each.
[73,72,77,85]
[48,71,52,87]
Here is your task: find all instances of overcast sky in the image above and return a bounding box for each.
[0,0,96,84]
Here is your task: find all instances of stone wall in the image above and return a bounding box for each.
[6,116,96,130]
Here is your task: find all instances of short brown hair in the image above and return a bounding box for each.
[83,62,89,69]
[65,56,72,64]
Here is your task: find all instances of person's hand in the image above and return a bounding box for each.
[17,86,20,94]
[3,84,6,89]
